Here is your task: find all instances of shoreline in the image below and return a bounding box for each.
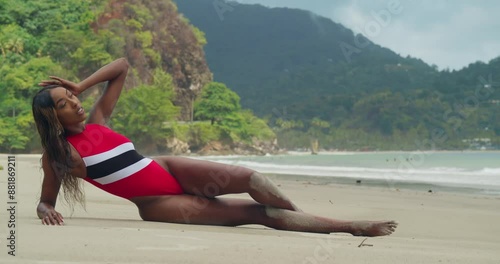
[285,149,500,155]
[267,173,500,198]
[3,153,500,197]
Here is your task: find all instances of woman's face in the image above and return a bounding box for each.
[49,87,86,128]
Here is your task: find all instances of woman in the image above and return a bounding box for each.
[32,58,397,236]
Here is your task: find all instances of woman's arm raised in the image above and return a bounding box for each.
[81,58,129,125]
[39,58,130,125]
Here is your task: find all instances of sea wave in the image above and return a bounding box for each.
[205,159,500,188]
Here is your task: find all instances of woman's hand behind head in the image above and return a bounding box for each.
[39,76,81,96]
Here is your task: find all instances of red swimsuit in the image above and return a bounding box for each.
[66,124,183,199]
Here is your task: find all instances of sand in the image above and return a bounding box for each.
[0,154,499,263]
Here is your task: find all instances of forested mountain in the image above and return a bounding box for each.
[176,0,500,150]
[175,0,438,119]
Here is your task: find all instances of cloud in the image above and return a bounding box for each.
[234,0,500,70]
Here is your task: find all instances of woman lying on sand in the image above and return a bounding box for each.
[32,58,397,236]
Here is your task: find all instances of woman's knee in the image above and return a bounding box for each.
[248,172,272,191]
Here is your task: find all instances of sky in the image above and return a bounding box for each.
[233,0,500,70]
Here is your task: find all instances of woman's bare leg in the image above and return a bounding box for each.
[135,195,398,237]
[154,156,301,211]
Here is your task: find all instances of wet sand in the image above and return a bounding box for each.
[0,154,499,263]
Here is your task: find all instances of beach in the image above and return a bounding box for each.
[0,154,499,263]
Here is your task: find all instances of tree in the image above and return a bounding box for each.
[194,82,241,125]
[111,70,179,149]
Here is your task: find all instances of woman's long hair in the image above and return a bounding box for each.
[32,85,85,208]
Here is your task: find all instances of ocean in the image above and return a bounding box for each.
[198,151,500,196]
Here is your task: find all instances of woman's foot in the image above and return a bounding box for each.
[348,221,398,236]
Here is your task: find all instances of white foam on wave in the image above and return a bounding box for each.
[478,167,500,175]
[207,159,500,188]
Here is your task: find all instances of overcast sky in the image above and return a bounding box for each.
[233,0,500,70]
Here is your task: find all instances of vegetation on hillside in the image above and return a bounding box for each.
[0,0,275,154]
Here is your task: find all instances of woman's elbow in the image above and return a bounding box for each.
[119,57,130,70]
